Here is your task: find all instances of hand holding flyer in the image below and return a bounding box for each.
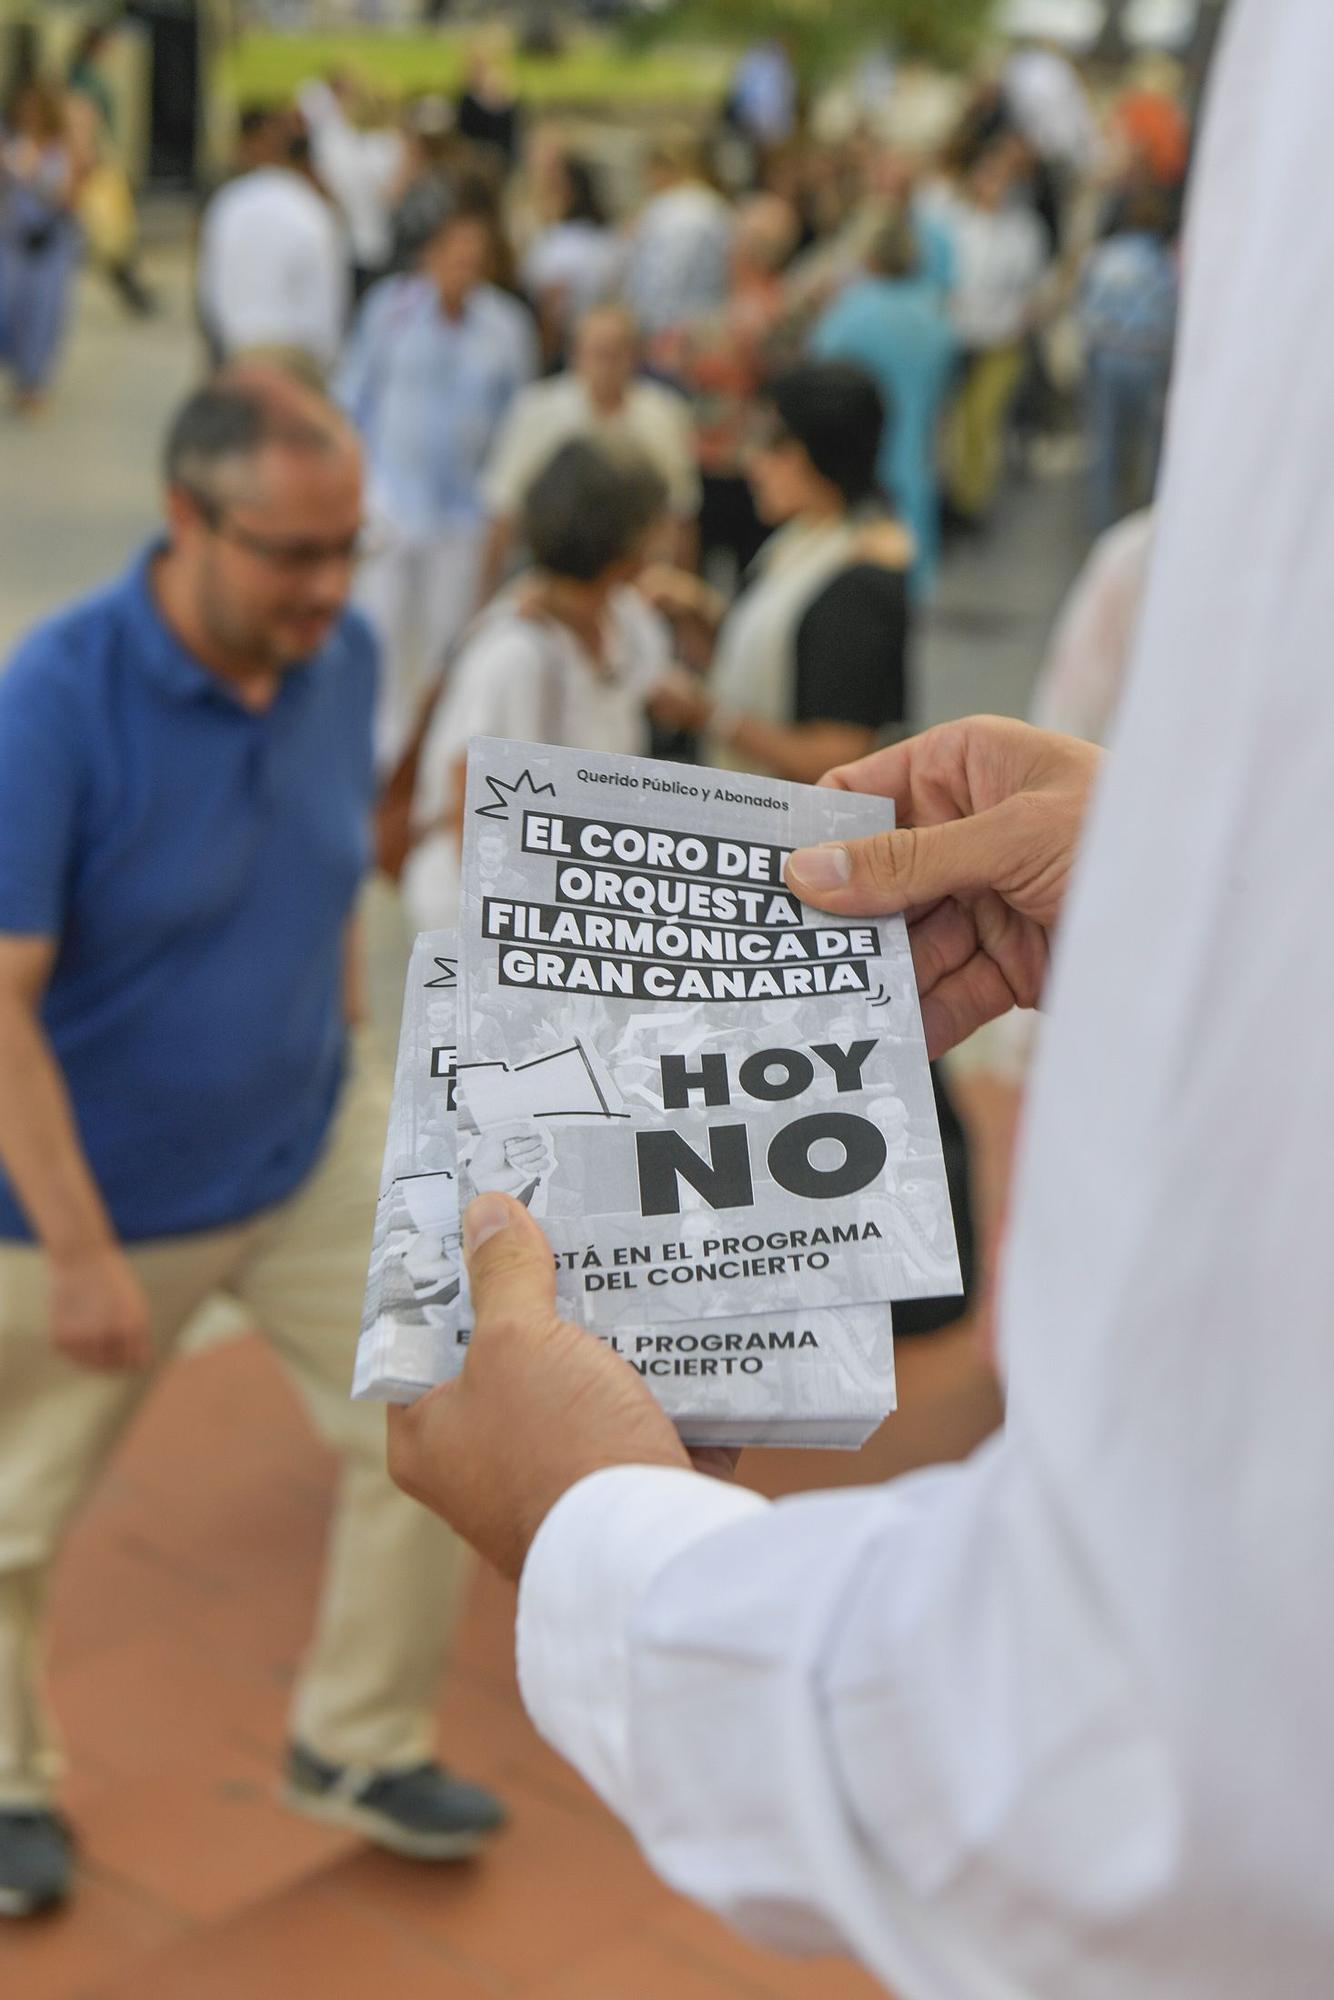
[355,740,963,1446]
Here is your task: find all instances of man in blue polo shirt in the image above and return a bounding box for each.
[0,366,502,1918]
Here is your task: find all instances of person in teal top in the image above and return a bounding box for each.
[812,215,958,598]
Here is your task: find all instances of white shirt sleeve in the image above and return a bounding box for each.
[1029,510,1155,744]
[636,384,708,516]
[512,8,1334,1994]
[504,302,542,398]
[518,1442,1175,1998]
[413,619,554,828]
[300,208,352,368]
[644,385,703,516]
[480,389,539,518]
[612,589,673,698]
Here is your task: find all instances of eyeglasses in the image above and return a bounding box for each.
[184,490,379,572]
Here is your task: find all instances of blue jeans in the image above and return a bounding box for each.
[1086,347,1168,533]
[0,223,81,395]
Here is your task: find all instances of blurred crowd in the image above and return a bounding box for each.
[0,22,157,415]
[0,23,1195,1213]
[0,25,1197,1912]
[102,33,1186,920]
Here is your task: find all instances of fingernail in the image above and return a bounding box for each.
[464,1194,512,1255]
[786,842,851,892]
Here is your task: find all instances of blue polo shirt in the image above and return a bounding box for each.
[0,547,377,1242]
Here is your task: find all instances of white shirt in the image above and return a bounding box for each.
[516,5,1334,1994]
[1002,47,1100,173]
[624,183,734,337]
[197,167,350,368]
[481,373,701,520]
[298,80,405,270]
[402,586,668,931]
[1030,508,1155,746]
[924,189,1046,349]
[520,221,626,329]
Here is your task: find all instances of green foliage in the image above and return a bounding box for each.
[631,0,997,78]
[223,30,730,109]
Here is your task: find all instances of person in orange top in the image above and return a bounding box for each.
[1111,59,1190,190]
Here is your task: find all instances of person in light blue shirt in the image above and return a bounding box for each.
[812,214,958,598]
[336,196,538,768]
[727,39,797,147]
[1079,185,1178,532]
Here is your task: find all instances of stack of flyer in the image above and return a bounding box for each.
[354,739,962,1448]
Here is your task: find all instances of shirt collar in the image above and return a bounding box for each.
[125,542,317,710]
[433,283,485,333]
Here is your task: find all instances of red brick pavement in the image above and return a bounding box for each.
[0,1079,1015,2000]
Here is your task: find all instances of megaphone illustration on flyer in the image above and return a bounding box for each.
[458,1040,626,1127]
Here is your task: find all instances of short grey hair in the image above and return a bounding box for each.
[162,367,348,504]
[522,438,667,581]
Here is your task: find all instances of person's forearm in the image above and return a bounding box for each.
[671,516,699,573]
[713,712,872,787]
[343,910,368,1027]
[477,515,514,607]
[0,991,117,1258]
[518,1446,1170,1994]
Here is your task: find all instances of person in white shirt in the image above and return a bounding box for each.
[623,139,734,339]
[519,152,625,366]
[976,506,1157,1086]
[297,74,406,297]
[384,4,1334,1993]
[1002,42,1099,180]
[478,302,699,601]
[924,139,1047,521]
[197,109,350,374]
[404,438,673,932]
[1031,506,1155,748]
[335,198,538,770]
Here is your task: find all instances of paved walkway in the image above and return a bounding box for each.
[1,1070,1012,2000]
[0,233,1077,1998]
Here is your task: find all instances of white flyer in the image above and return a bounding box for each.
[353,932,465,1404]
[457,739,961,1352]
[356,896,908,1441]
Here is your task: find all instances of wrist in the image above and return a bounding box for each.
[47,1227,118,1270]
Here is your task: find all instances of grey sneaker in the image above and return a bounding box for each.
[0,1810,73,1918]
[281,1743,506,1860]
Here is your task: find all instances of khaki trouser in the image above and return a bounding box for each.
[945,342,1026,520]
[0,1036,467,1808]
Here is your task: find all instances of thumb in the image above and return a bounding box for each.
[785,807,1025,916]
[462,1190,559,1332]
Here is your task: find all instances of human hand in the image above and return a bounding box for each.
[467,1124,555,1200]
[637,562,698,616]
[646,668,714,736]
[49,1244,154,1373]
[637,564,725,627]
[784,718,1100,1058]
[388,1193,706,1580]
[403,1228,460,1301]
